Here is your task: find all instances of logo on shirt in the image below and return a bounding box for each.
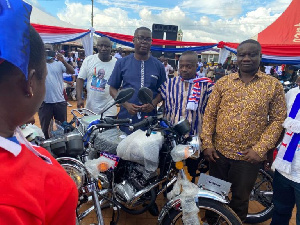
[151,75,158,80]
[91,67,107,92]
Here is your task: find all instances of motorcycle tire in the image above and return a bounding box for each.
[245,169,274,224]
[160,198,242,225]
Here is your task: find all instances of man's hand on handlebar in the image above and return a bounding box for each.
[203,147,219,163]
[123,102,141,115]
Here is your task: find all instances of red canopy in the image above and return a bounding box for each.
[257,0,300,45]
[223,0,300,64]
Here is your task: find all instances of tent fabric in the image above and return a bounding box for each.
[30,22,300,63]
[95,30,216,46]
[31,24,90,44]
[222,42,300,57]
[256,0,300,45]
[81,31,95,56]
[30,6,92,47]
[95,31,217,52]
[223,42,300,64]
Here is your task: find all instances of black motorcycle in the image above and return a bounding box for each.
[41,87,242,225]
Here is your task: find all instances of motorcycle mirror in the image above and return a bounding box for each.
[99,88,134,119]
[138,87,153,105]
[115,88,135,104]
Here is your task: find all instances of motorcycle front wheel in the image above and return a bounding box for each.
[161,198,242,225]
[245,169,274,224]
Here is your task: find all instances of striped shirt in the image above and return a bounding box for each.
[159,76,214,135]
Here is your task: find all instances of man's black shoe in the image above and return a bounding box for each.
[148,202,159,216]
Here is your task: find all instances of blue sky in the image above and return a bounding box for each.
[28,0,293,42]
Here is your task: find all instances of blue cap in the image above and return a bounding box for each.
[0,0,32,79]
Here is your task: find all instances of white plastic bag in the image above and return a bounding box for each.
[116,130,164,171]
[170,144,192,162]
[85,155,116,179]
[167,174,201,225]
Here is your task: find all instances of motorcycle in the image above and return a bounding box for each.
[41,88,135,225]
[41,87,242,225]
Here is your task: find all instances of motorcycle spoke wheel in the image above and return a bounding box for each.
[161,198,242,225]
[245,169,274,224]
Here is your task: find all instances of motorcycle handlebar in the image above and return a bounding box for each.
[103,117,132,125]
[96,124,116,129]
[128,116,154,131]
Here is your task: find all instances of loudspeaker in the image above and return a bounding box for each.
[164,25,178,59]
[151,24,178,59]
[152,24,165,32]
[152,24,164,58]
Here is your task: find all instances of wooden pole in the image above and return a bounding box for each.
[91,0,94,27]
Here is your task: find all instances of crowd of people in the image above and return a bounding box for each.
[0,1,299,224]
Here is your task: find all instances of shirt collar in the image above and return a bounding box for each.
[0,134,22,157]
[0,128,53,164]
[232,70,264,80]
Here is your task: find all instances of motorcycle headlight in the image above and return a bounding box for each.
[173,119,191,136]
[188,136,200,159]
[61,163,85,189]
[170,136,200,162]
[188,136,200,151]
[171,145,194,162]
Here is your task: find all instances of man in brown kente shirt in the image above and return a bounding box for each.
[200,39,287,221]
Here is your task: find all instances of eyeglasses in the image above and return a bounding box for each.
[135,36,152,43]
[97,44,111,49]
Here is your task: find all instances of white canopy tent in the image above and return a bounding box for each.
[30,6,94,56]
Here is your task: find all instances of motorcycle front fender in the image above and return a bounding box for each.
[157,188,229,224]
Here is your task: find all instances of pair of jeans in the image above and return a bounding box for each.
[209,151,261,221]
[271,170,300,225]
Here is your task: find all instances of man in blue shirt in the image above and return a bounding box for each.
[108,27,166,133]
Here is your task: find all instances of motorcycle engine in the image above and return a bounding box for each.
[114,161,157,203]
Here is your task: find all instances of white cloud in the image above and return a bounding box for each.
[180,0,243,18]
[56,0,291,43]
[139,7,187,26]
[96,0,167,11]
[267,0,292,13]
[57,1,94,27]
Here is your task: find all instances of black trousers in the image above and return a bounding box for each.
[38,101,67,139]
[209,151,261,221]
